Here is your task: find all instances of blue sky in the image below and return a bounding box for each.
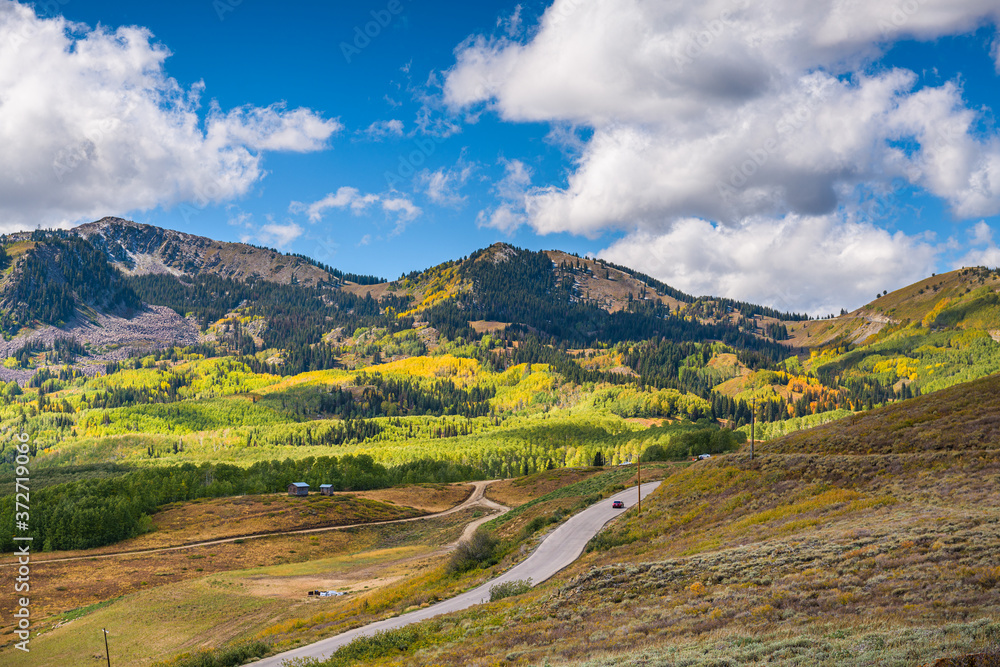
[2,0,1000,314]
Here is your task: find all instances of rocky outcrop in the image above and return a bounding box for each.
[74,217,332,286]
[0,305,200,384]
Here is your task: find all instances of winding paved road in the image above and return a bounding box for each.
[253,481,661,667]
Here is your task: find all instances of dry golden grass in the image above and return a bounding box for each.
[128,492,425,549]
[468,320,510,334]
[1,526,367,637]
[345,483,472,513]
[2,509,481,667]
[485,468,606,507]
[0,486,475,642]
[338,281,396,300]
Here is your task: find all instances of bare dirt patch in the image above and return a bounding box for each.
[469,320,510,334]
[340,282,396,300]
[345,484,472,513]
[241,546,429,599]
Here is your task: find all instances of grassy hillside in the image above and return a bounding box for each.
[6,502,482,666]
[759,372,1000,455]
[786,266,1000,349]
[714,267,1000,417]
[281,374,1000,667]
[1,468,659,666]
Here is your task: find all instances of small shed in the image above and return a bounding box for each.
[288,482,310,496]
[319,484,334,496]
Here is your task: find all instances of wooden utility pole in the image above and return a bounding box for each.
[750,397,756,461]
[103,629,111,667]
[637,455,642,513]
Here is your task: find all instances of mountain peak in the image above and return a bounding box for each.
[480,242,519,264]
[74,217,331,287]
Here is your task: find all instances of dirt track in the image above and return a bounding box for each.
[0,481,508,568]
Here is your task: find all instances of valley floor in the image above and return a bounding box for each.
[284,448,1000,667]
[0,484,495,665]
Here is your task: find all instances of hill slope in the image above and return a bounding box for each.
[345,243,798,356]
[291,374,1000,667]
[760,372,1000,455]
[786,266,1000,349]
[74,217,333,286]
[0,224,400,370]
[0,234,140,332]
[348,242,807,326]
[5,220,1000,440]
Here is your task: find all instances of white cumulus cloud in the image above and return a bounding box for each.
[292,187,421,228]
[0,1,341,232]
[446,0,1000,233]
[600,215,940,315]
[477,158,532,233]
[443,0,1000,309]
[361,119,405,140]
[417,160,476,206]
[955,220,1000,268]
[257,222,304,249]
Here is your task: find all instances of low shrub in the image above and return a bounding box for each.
[490,579,532,602]
[152,640,270,667]
[447,528,500,574]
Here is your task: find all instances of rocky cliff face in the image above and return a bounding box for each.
[74,217,331,286]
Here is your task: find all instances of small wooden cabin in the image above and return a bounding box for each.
[288,482,310,496]
[319,484,334,496]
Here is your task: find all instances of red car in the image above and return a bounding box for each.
[612,500,625,509]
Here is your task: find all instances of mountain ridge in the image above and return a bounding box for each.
[4,218,1000,415]
[74,217,333,287]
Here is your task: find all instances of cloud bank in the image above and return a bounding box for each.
[445,0,1000,311]
[0,2,340,231]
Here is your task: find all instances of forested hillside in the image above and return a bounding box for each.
[419,245,797,354]
[4,219,1000,667]
[0,233,141,332]
[3,219,1000,561]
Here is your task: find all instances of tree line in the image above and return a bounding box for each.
[640,428,745,461]
[0,455,484,552]
[708,377,919,428]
